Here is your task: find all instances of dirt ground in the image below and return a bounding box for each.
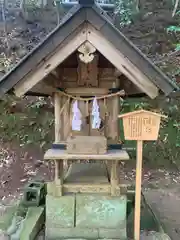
[0,142,180,239]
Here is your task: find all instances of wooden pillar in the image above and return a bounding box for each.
[55,92,63,143]
[110,78,120,196]
[54,92,63,191]
[112,79,120,141]
[63,97,70,140]
[62,96,70,174]
[110,160,119,196]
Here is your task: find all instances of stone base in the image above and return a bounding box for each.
[45,194,127,240]
[45,239,121,240]
[45,228,126,239]
[45,238,121,240]
[20,206,45,240]
[0,205,17,231]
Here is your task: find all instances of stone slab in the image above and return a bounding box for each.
[45,227,98,239]
[144,189,178,240]
[0,205,17,231]
[45,239,120,240]
[64,162,109,184]
[46,195,75,228]
[20,206,45,240]
[99,228,126,239]
[46,239,120,240]
[76,194,127,229]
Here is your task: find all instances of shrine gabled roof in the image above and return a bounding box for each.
[0,0,178,98]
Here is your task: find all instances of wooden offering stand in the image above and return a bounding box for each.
[44,89,129,197]
[119,109,167,240]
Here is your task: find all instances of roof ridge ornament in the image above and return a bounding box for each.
[78,41,96,63]
[79,0,95,6]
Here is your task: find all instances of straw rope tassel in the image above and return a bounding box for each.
[103,97,109,116]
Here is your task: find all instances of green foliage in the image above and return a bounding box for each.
[167,25,180,52]
[0,53,15,73]
[114,0,138,26]
[28,97,47,109]
[25,0,44,10]
[166,26,180,33]
[175,43,180,50]
[0,97,54,149]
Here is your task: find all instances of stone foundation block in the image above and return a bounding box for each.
[45,227,98,239]
[46,195,75,228]
[76,195,127,229]
[99,228,126,239]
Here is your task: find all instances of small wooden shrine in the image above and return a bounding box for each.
[0,0,177,239]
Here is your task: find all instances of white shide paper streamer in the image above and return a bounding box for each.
[92,97,101,129]
[72,100,82,131]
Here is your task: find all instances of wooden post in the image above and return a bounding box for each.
[110,79,120,196]
[110,160,119,196]
[134,140,143,240]
[112,79,120,141]
[54,92,63,191]
[54,161,59,184]
[55,92,62,143]
[63,97,70,140]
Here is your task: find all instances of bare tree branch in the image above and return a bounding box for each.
[172,0,179,17]
[135,0,140,12]
[0,0,10,55]
[54,0,60,25]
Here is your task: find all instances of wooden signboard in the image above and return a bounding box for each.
[119,110,163,141]
[119,109,167,240]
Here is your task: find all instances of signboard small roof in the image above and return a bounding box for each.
[118,109,167,119]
